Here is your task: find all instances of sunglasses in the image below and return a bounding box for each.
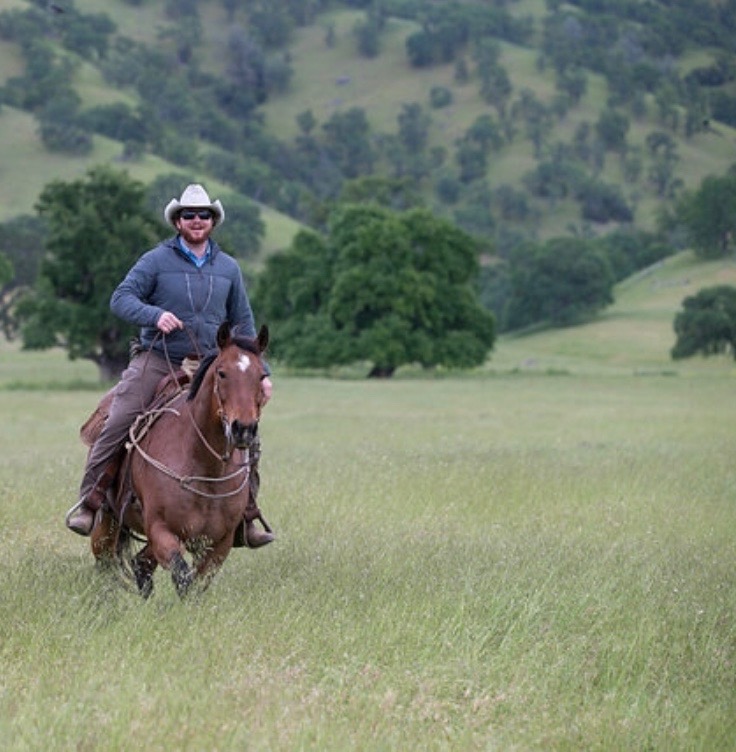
[180,210,213,221]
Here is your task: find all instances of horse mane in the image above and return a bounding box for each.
[187,331,262,402]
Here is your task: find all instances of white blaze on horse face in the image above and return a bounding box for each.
[237,353,251,373]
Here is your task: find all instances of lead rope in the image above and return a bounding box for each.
[128,413,251,499]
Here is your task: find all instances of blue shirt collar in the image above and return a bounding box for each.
[177,237,211,268]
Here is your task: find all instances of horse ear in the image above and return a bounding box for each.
[257,324,269,353]
[217,322,231,350]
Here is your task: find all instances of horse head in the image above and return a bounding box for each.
[189,323,269,456]
[215,323,269,451]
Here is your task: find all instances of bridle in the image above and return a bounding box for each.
[190,368,260,464]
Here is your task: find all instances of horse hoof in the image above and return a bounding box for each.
[138,579,154,599]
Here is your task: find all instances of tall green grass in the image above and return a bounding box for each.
[2,251,735,749]
[1,350,734,749]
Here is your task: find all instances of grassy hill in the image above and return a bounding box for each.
[1,0,736,255]
[0,0,302,254]
[0,101,302,256]
[491,250,736,377]
[256,5,736,234]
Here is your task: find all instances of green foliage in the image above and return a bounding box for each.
[1,38,76,111]
[0,214,46,338]
[16,167,162,379]
[322,107,376,179]
[577,179,633,224]
[353,15,381,58]
[339,176,424,211]
[38,90,93,155]
[428,85,453,109]
[671,285,736,361]
[598,229,673,282]
[0,214,46,291]
[79,102,149,144]
[505,237,614,329]
[255,204,495,376]
[595,107,630,152]
[2,0,736,343]
[674,171,736,259]
[212,192,266,260]
[0,252,11,288]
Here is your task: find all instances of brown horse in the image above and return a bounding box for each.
[91,323,270,598]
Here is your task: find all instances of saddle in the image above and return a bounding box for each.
[78,366,194,534]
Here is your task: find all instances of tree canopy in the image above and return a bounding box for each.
[16,167,163,380]
[0,252,11,289]
[671,285,736,361]
[0,214,46,338]
[254,204,495,377]
[504,237,615,329]
[673,172,736,259]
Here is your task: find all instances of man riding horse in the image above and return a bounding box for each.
[66,184,275,550]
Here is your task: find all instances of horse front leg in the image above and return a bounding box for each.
[131,544,158,599]
[170,551,194,597]
[148,522,194,598]
[192,537,233,592]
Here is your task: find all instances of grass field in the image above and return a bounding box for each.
[1,258,735,749]
[1,362,734,750]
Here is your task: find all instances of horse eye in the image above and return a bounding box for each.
[217,369,227,379]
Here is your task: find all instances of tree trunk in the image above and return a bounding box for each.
[96,353,129,382]
[368,364,395,378]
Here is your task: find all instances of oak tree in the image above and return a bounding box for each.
[16,167,162,380]
[254,204,495,377]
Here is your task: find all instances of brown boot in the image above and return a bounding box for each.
[232,444,275,548]
[68,458,119,536]
[245,520,275,548]
[65,499,97,536]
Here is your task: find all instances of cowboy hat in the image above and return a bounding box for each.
[164,184,225,228]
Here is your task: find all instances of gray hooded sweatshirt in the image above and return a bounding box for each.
[110,236,256,365]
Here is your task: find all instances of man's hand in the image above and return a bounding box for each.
[157,311,183,334]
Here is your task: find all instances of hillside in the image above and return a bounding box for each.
[1,0,736,257]
[0,72,302,256]
[492,250,736,376]
[260,9,736,235]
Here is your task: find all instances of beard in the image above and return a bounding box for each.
[177,223,213,249]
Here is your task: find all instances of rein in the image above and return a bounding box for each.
[128,409,252,499]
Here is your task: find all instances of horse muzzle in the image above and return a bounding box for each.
[230,419,259,450]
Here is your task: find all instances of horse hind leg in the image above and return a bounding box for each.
[91,508,118,567]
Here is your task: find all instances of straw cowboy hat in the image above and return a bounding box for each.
[164,184,225,228]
